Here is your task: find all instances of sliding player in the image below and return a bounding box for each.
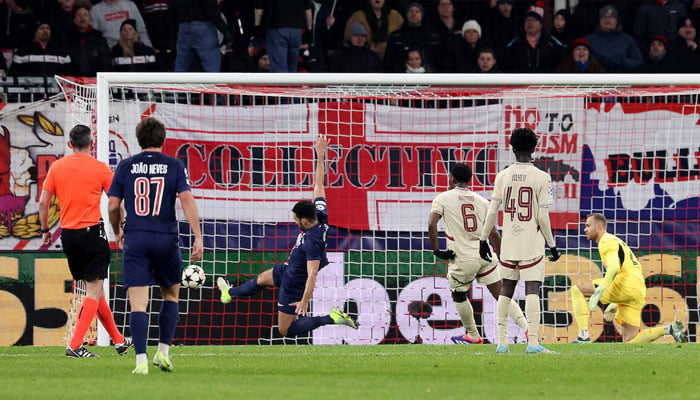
[479,127,561,354]
[429,163,528,344]
[570,213,686,343]
[217,135,358,337]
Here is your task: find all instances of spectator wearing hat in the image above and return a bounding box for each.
[344,0,404,62]
[484,0,520,56]
[638,35,678,73]
[571,1,637,39]
[440,19,484,72]
[502,3,566,73]
[476,47,500,72]
[90,0,152,48]
[66,6,111,77]
[9,20,71,77]
[673,18,700,72]
[585,5,643,72]
[330,22,381,73]
[251,47,271,72]
[110,19,157,72]
[634,0,686,50]
[556,37,605,72]
[551,9,575,48]
[383,2,440,72]
[171,0,228,72]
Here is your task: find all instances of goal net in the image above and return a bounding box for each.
[56,73,699,345]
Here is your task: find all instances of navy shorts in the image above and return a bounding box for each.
[60,222,110,281]
[273,263,306,315]
[122,231,182,289]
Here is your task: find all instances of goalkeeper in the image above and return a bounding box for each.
[570,213,686,343]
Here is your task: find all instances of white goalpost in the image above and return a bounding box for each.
[57,73,699,346]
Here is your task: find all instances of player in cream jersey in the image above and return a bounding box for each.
[429,163,528,345]
[492,162,554,261]
[479,128,561,354]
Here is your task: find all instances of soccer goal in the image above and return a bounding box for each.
[56,73,699,346]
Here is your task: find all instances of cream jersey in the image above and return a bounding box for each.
[431,187,490,260]
[491,162,553,261]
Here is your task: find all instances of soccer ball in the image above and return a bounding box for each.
[181,265,206,289]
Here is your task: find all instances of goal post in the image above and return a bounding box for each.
[57,73,699,346]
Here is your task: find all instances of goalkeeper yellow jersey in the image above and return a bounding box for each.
[598,232,644,281]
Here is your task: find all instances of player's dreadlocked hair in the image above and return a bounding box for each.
[450,163,472,184]
[510,128,538,153]
[292,200,317,221]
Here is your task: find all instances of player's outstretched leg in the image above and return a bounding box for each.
[217,277,232,303]
[217,275,267,304]
[629,320,687,343]
[283,306,358,337]
[329,306,359,329]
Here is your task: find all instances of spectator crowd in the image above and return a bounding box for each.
[0,0,698,78]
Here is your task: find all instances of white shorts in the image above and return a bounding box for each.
[498,256,545,282]
[447,257,500,292]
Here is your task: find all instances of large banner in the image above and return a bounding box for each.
[583,102,700,220]
[0,99,698,248]
[0,98,697,345]
[0,102,70,251]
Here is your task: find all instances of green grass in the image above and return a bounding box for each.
[0,344,695,400]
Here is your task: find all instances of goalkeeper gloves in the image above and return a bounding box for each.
[603,303,618,322]
[588,285,605,311]
[479,240,492,262]
[433,249,455,260]
[549,246,561,262]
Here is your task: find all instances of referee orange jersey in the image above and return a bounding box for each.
[42,153,113,229]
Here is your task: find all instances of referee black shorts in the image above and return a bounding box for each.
[60,221,111,281]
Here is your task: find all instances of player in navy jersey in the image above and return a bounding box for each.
[108,117,203,374]
[217,135,358,337]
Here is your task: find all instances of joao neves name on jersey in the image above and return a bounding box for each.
[130,162,168,175]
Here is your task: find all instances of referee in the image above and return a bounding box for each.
[39,125,132,358]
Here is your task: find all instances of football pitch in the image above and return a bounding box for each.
[0,343,695,400]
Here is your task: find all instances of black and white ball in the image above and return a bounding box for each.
[181,265,206,289]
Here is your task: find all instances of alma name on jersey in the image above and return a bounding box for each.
[130,162,168,175]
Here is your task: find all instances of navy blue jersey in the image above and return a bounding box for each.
[108,151,191,234]
[287,197,329,271]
